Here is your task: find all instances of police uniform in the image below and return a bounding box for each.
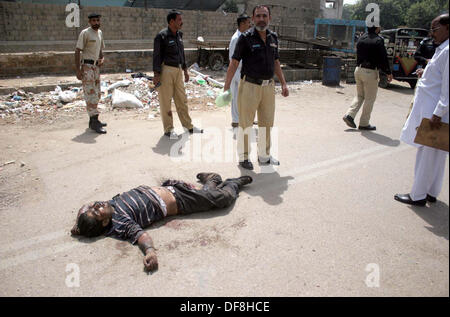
[232,27,280,162]
[76,23,105,118]
[344,31,391,129]
[153,28,193,134]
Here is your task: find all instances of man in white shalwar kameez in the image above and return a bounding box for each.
[395,14,449,206]
[229,14,251,128]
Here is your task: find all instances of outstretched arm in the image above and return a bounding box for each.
[138,232,158,272]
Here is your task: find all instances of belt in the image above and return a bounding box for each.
[82,59,99,65]
[358,63,377,70]
[164,62,183,68]
[244,75,274,86]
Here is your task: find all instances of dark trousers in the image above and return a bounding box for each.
[169,179,240,214]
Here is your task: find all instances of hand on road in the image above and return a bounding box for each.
[97,58,104,67]
[387,74,393,82]
[143,250,158,272]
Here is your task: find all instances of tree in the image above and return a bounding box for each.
[346,0,449,29]
[406,0,450,28]
[222,0,238,13]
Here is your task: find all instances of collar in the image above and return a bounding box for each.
[249,27,273,39]
[436,38,449,51]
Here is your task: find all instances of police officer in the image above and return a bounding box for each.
[75,13,106,134]
[153,10,203,139]
[343,26,393,131]
[223,5,289,170]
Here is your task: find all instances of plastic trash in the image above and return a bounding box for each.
[112,89,143,109]
[196,76,207,86]
[215,90,232,107]
[12,95,22,101]
[107,80,132,92]
[58,90,77,103]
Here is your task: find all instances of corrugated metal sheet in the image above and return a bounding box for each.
[126,0,227,11]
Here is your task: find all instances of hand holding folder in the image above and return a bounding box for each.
[414,118,449,152]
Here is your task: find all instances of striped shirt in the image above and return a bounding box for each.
[106,186,167,244]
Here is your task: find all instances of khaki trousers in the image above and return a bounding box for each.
[346,67,379,127]
[158,65,193,133]
[237,78,275,161]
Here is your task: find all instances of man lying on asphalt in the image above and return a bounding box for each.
[70,173,252,272]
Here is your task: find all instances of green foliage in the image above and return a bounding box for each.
[222,0,238,13]
[345,0,449,29]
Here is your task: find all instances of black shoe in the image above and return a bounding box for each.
[222,176,253,189]
[164,131,178,139]
[239,160,254,170]
[189,127,204,134]
[343,115,356,128]
[89,115,107,134]
[196,172,223,185]
[427,194,437,203]
[358,125,376,131]
[394,194,426,206]
[258,156,280,166]
[231,123,239,128]
[237,175,253,186]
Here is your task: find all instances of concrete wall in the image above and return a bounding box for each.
[0,1,238,53]
[0,49,198,77]
[320,0,344,19]
[0,0,326,53]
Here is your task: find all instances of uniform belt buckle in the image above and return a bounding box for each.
[261,79,270,86]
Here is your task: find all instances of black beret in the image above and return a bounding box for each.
[88,13,101,19]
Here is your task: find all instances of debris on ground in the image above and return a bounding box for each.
[0,67,313,125]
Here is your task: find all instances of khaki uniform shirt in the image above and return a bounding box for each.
[76,27,105,62]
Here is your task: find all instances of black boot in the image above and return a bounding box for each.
[89,115,107,134]
[219,176,253,190]
[196,173,223,185]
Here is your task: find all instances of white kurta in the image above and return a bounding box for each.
[229,29,243,124]
[400,39,449,146]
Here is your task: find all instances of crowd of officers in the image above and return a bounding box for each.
[74,8,448,198]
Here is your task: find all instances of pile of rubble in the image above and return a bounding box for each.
[0,68,227,124]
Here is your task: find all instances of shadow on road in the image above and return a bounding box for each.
[152,132,190,157]
[383,82,415,96]
[71,129,101,144]
[344,129,400,147]
[409,201,449,240]
[239,168,294,205]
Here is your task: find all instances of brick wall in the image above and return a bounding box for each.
[0,1,238,53]
[0,0,324,53]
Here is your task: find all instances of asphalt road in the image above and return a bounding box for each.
[0,81,448,296]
